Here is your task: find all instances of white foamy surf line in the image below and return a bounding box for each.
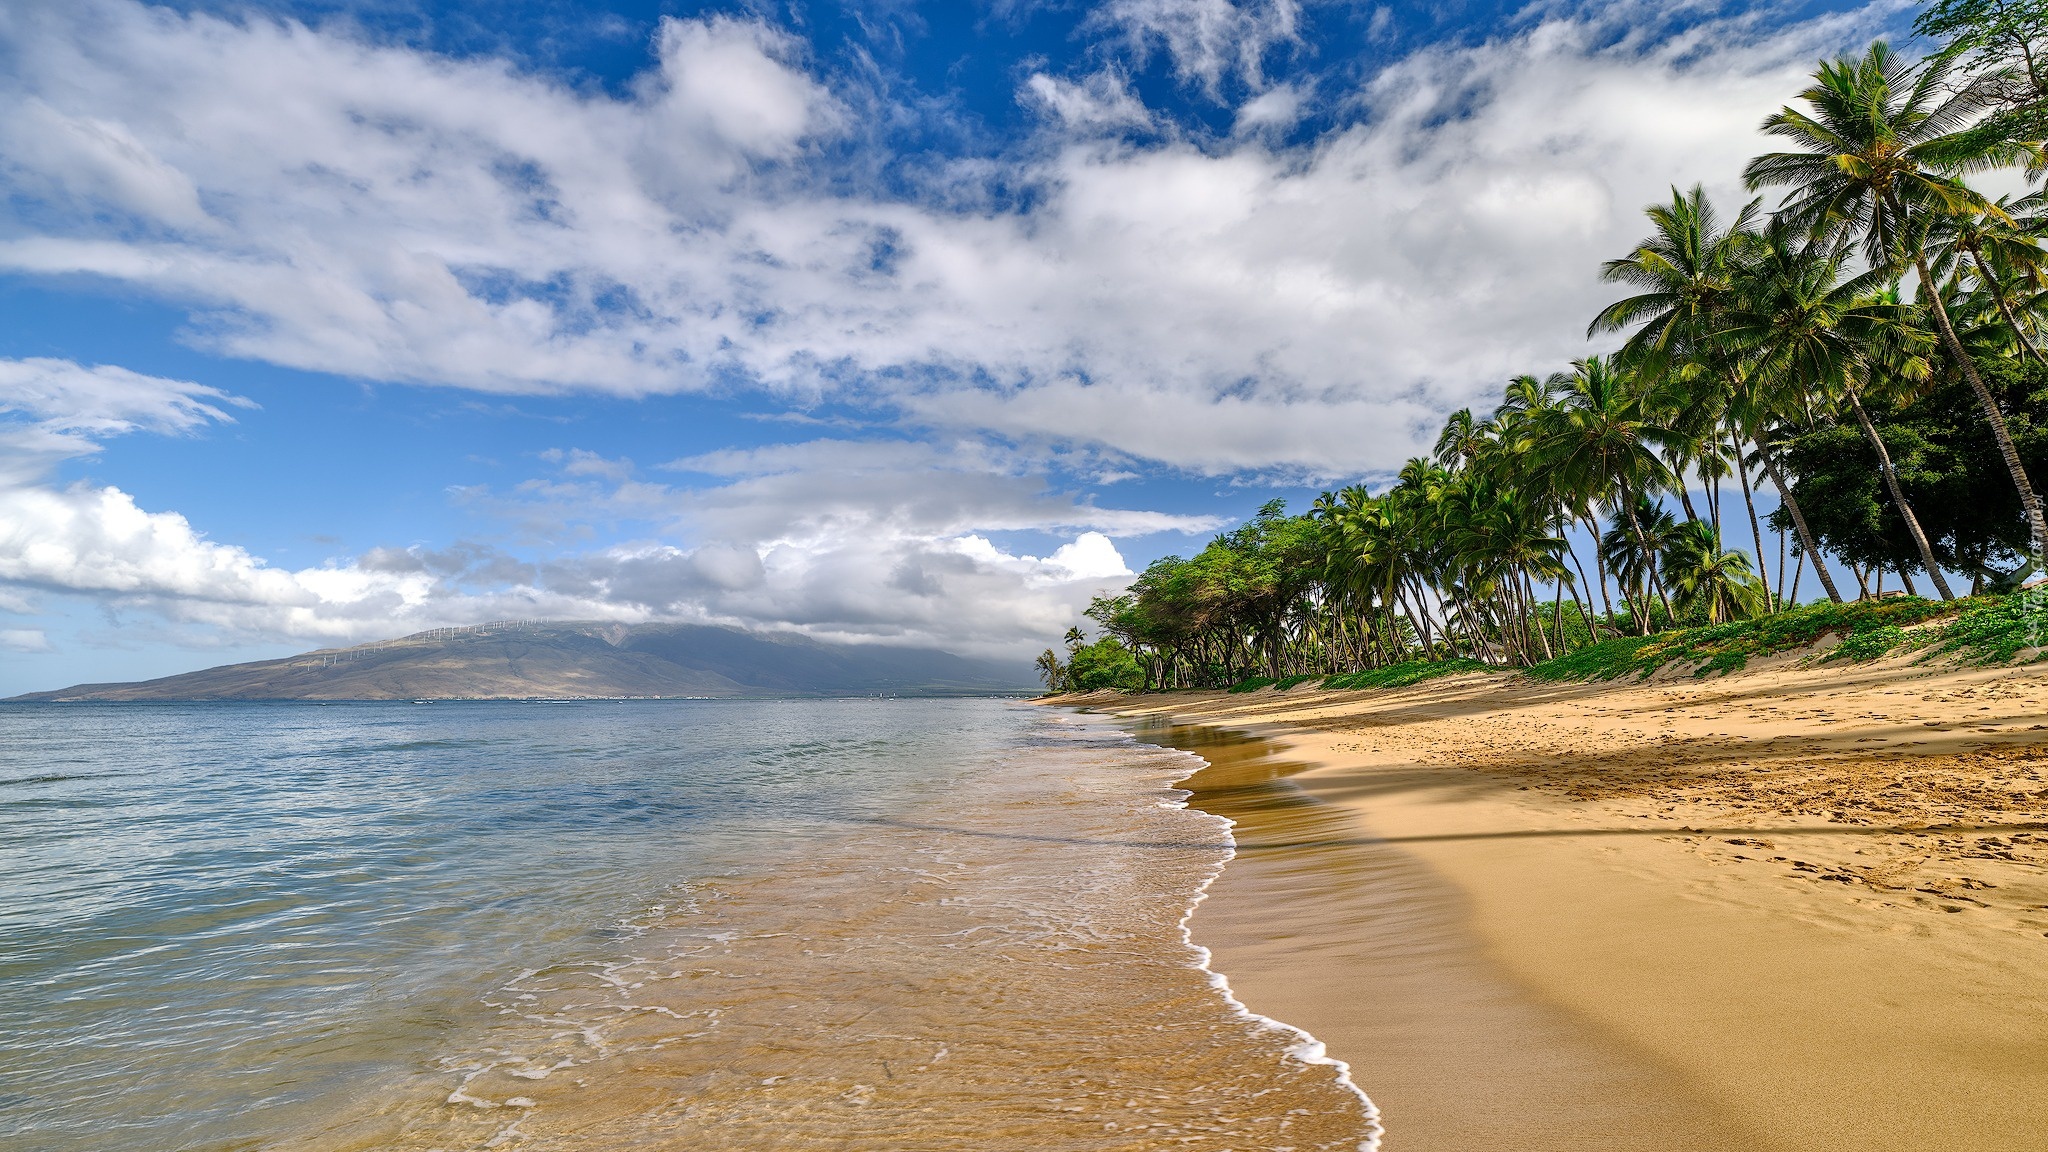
[1054,711,1384,1152]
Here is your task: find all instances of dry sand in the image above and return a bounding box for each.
[1061,649,2048,1151]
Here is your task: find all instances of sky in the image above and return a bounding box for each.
[0,0,1918,694]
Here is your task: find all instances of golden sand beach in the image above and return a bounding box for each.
[1060,650,2048,1151]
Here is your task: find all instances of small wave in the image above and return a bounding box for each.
[0,772,124,787]
[1099,720,1385,1152]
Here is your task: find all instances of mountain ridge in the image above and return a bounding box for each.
[6,621,1038,701]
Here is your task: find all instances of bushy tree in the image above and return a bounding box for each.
[1065,638,1145,691]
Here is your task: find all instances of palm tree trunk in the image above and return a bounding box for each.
[1564,544,1595,628]
[1753,436,1843,604]
[1526,570,1556,660]
[1916,252,2048,556]
[1778,521,1789,607]
[1395,583,1431,656]
[1732,434,1770,605]
[1674,480,1700,524]
[1579,514,1616,629]
[1622,497,1675,623]
[1842,384,1954,599]
[1709,467,1722,539]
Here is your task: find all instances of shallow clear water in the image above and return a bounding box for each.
[0,699,1374,1151]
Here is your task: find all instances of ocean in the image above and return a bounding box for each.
[0,698,1374,1151]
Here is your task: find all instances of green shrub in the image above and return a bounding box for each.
[1920,593,2048,665]
[1274,674,1316,691]
[1826,624,1905,663]
[1227,676,1277,693]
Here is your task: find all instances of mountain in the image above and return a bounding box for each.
[7,622,1038,701]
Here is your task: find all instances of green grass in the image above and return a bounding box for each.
[1274,674,1317,691]
[1321,658,1489,691]
[1525,592,2041,681]
[1226,676,1277,693]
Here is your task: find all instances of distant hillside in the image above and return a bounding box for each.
[7,622,1038,702]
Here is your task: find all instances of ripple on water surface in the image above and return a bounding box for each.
[0,700,1375,1151]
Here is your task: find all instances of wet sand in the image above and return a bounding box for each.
[278,711,1377,1152]
[1078,651,2048,1151]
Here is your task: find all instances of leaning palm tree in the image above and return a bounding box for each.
[1743,41,2048,555]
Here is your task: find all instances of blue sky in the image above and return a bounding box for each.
[0,0,1907,694]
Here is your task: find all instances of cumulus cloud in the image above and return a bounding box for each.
[0,472,1163,651]
[438,438,1214,650]
[0,0,1891,478]
[0,379,1203,650]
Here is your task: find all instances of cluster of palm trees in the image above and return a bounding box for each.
[1078,33,2048,691]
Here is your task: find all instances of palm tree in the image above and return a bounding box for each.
[1927,196,2048,365]
[1432,408,1488,467]
[1744,41,2048,557]
[1663,520,1770,623]
[1534,355,1677,629]
[1590,184,1762,377]
[1719,221,1956,599]
[1034,649,1066,692]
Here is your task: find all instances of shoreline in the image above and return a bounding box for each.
[1143,721,1386,1152]
[1067,651,2048,1151]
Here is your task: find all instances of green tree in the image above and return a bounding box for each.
[1065,638,1145,692]
[1034,648,1066,693]
[1744,41,2048,556]
[1663,520,1770,623]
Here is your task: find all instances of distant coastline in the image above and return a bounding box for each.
[7,621,1036,702]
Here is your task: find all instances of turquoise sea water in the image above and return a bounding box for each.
[0,698,1375,1152]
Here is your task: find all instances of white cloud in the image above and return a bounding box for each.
[1023,70,1156,132]
[0,405,1201,652]
[1090,0,1304,94]
[0,628,52,653]
[0,356,253,484]
[0,0,1892,479]
[1232,83,1306,134]
[1047,531,1135,579]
